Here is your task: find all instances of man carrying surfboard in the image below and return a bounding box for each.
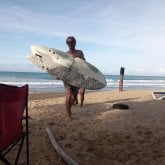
[28,37,106,119]
[64,36,85,119]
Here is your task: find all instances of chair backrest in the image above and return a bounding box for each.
[0,84,28,151]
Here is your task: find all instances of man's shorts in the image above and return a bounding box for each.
[64,82,79,96]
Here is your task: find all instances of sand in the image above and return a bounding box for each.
[4,90,165,165]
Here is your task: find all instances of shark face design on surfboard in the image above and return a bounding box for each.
[28,45,107,90]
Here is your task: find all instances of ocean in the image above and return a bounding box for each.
[0,71,165,92]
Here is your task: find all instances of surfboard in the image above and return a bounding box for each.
[27,45,107,90]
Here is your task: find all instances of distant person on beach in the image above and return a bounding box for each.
[64,36,86,119]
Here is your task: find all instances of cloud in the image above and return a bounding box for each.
[0,61,41,72]
[0,6,66,36]
[135,68,145,73]
[0,0,165,50]
[158,67,165,74]
[0,0,165,75]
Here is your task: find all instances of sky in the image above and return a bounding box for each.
[0,0,165,76]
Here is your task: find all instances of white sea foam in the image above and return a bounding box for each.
[1,72,165,92]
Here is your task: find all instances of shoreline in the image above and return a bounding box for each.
[7,90,165,165]
[1,71,165,93]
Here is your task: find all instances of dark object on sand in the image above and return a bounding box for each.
[112,103,129,110]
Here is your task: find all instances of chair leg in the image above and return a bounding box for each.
[26,100,29,165]
[26,133,29,165]
[15,136,25,165]
[3,139,20,156]
[0,154,11,165]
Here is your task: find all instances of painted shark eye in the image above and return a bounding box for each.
[48,49,51,52]
[53,52,56,54]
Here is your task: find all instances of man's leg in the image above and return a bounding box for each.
[73,93,78,105]
[64,82,73,119]
[80,87,85,107]
[65,92,72,118]
[65,87,78,119]
[71,86,78,106]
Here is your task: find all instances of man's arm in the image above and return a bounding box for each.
[80,50,86,61]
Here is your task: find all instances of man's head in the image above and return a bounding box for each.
[66,36,76,50]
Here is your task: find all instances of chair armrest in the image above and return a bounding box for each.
[22,116,30,119]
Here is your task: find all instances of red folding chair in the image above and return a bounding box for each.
[0,84,29,165]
